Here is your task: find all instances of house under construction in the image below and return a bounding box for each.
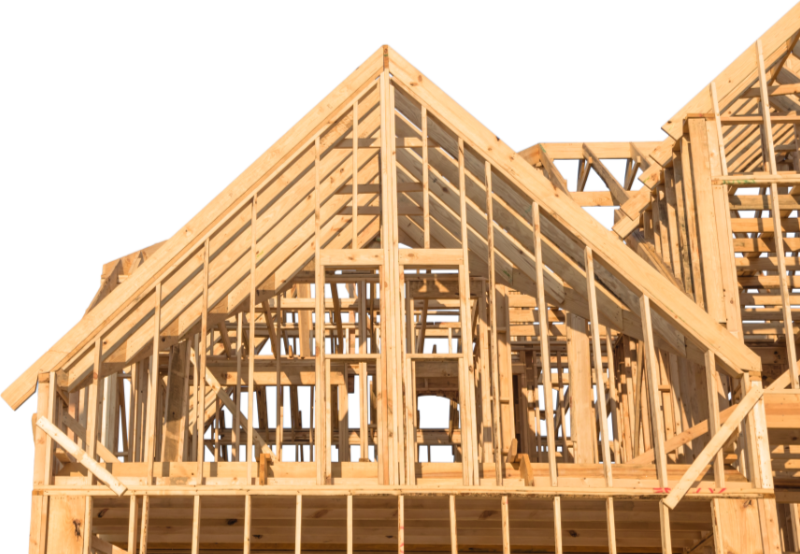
[10,4,800,554]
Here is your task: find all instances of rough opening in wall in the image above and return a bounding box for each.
[419,446,455,462]
[419,396,450,427]
[425,339,456,353]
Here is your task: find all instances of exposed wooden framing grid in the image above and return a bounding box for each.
[16,22,800,552]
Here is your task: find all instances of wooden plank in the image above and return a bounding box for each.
[730,195,800,210]
[321,249,384,267]
[534,203,557,485]
[36,416,127,495]
[314,136,327,486]
[501,496,510,554]
[566,313,594,463]
[295,495,302,554]
[572,191,615,206]
[712,498,765,554]
[640,295,671,553]
[398,495,404,554]
[687,118,726,325]
[554,496,563,554]
[704,351,725,489]
[127,496,138,554]
[46,495,85,554]
[663,385,763,510]
[487,164,504,485]
[449,495,458,554]
[398,249,463,267]
[680,138,706,308]
[538,145,570,195]
[162,341,187,462]
[347,495,353,554]
[422,107,430,248]
[241,494,253,554]
[585,247,613,485]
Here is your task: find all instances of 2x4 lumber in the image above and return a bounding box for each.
[457,137,478,485]
[537,145,570,195]
[449,495,458,554]
[127,496,138,554]
[295,494,302,554]
[199,241,209,482]
[730,194,800,210]
[624,159,639,191]
[731,217,800,233]
[664,168,683,282]
[314,136,327,486]
[742,81,800,97]
[234,312,241,461]
[381,69,401,485]
[191,495,200,554]
[422,106,430,248]
[711,83,730,176]
[35,416,126,496]
[3,47,385,411]
[586,248,617,553]
[29,378,51,554]
[553,496,564,554]
[705,117,744,338]
[398,249,462,267]
[640,295,672,554]
[242,494,253,553]
[662,385,764,510]
[533,202,557,486]
[321,249,384,267]
[566,312,594,464]
[388,49,758,376]
[519,142,662,161]
[715,172,800,185]
[757,39,800,390]
[667,153,694,298]
[585,247,613,486]
[687,118,727,325]
[145,285,161,485]
[162,341,188,462]
[501,495,510,554]
[704,352,726,489]
[577,158,591,192]
[352,100,359,250]
[245,198,255,474]
[398,495,404,554]
[347,495,353,554]
[486,164,503,485]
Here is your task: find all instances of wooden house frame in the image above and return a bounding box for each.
[10,5,800,553]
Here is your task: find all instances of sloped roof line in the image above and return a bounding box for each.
[656,0,800,149]
[3,44,761,411]
[385,46,758,376]
[1,47,385,410]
